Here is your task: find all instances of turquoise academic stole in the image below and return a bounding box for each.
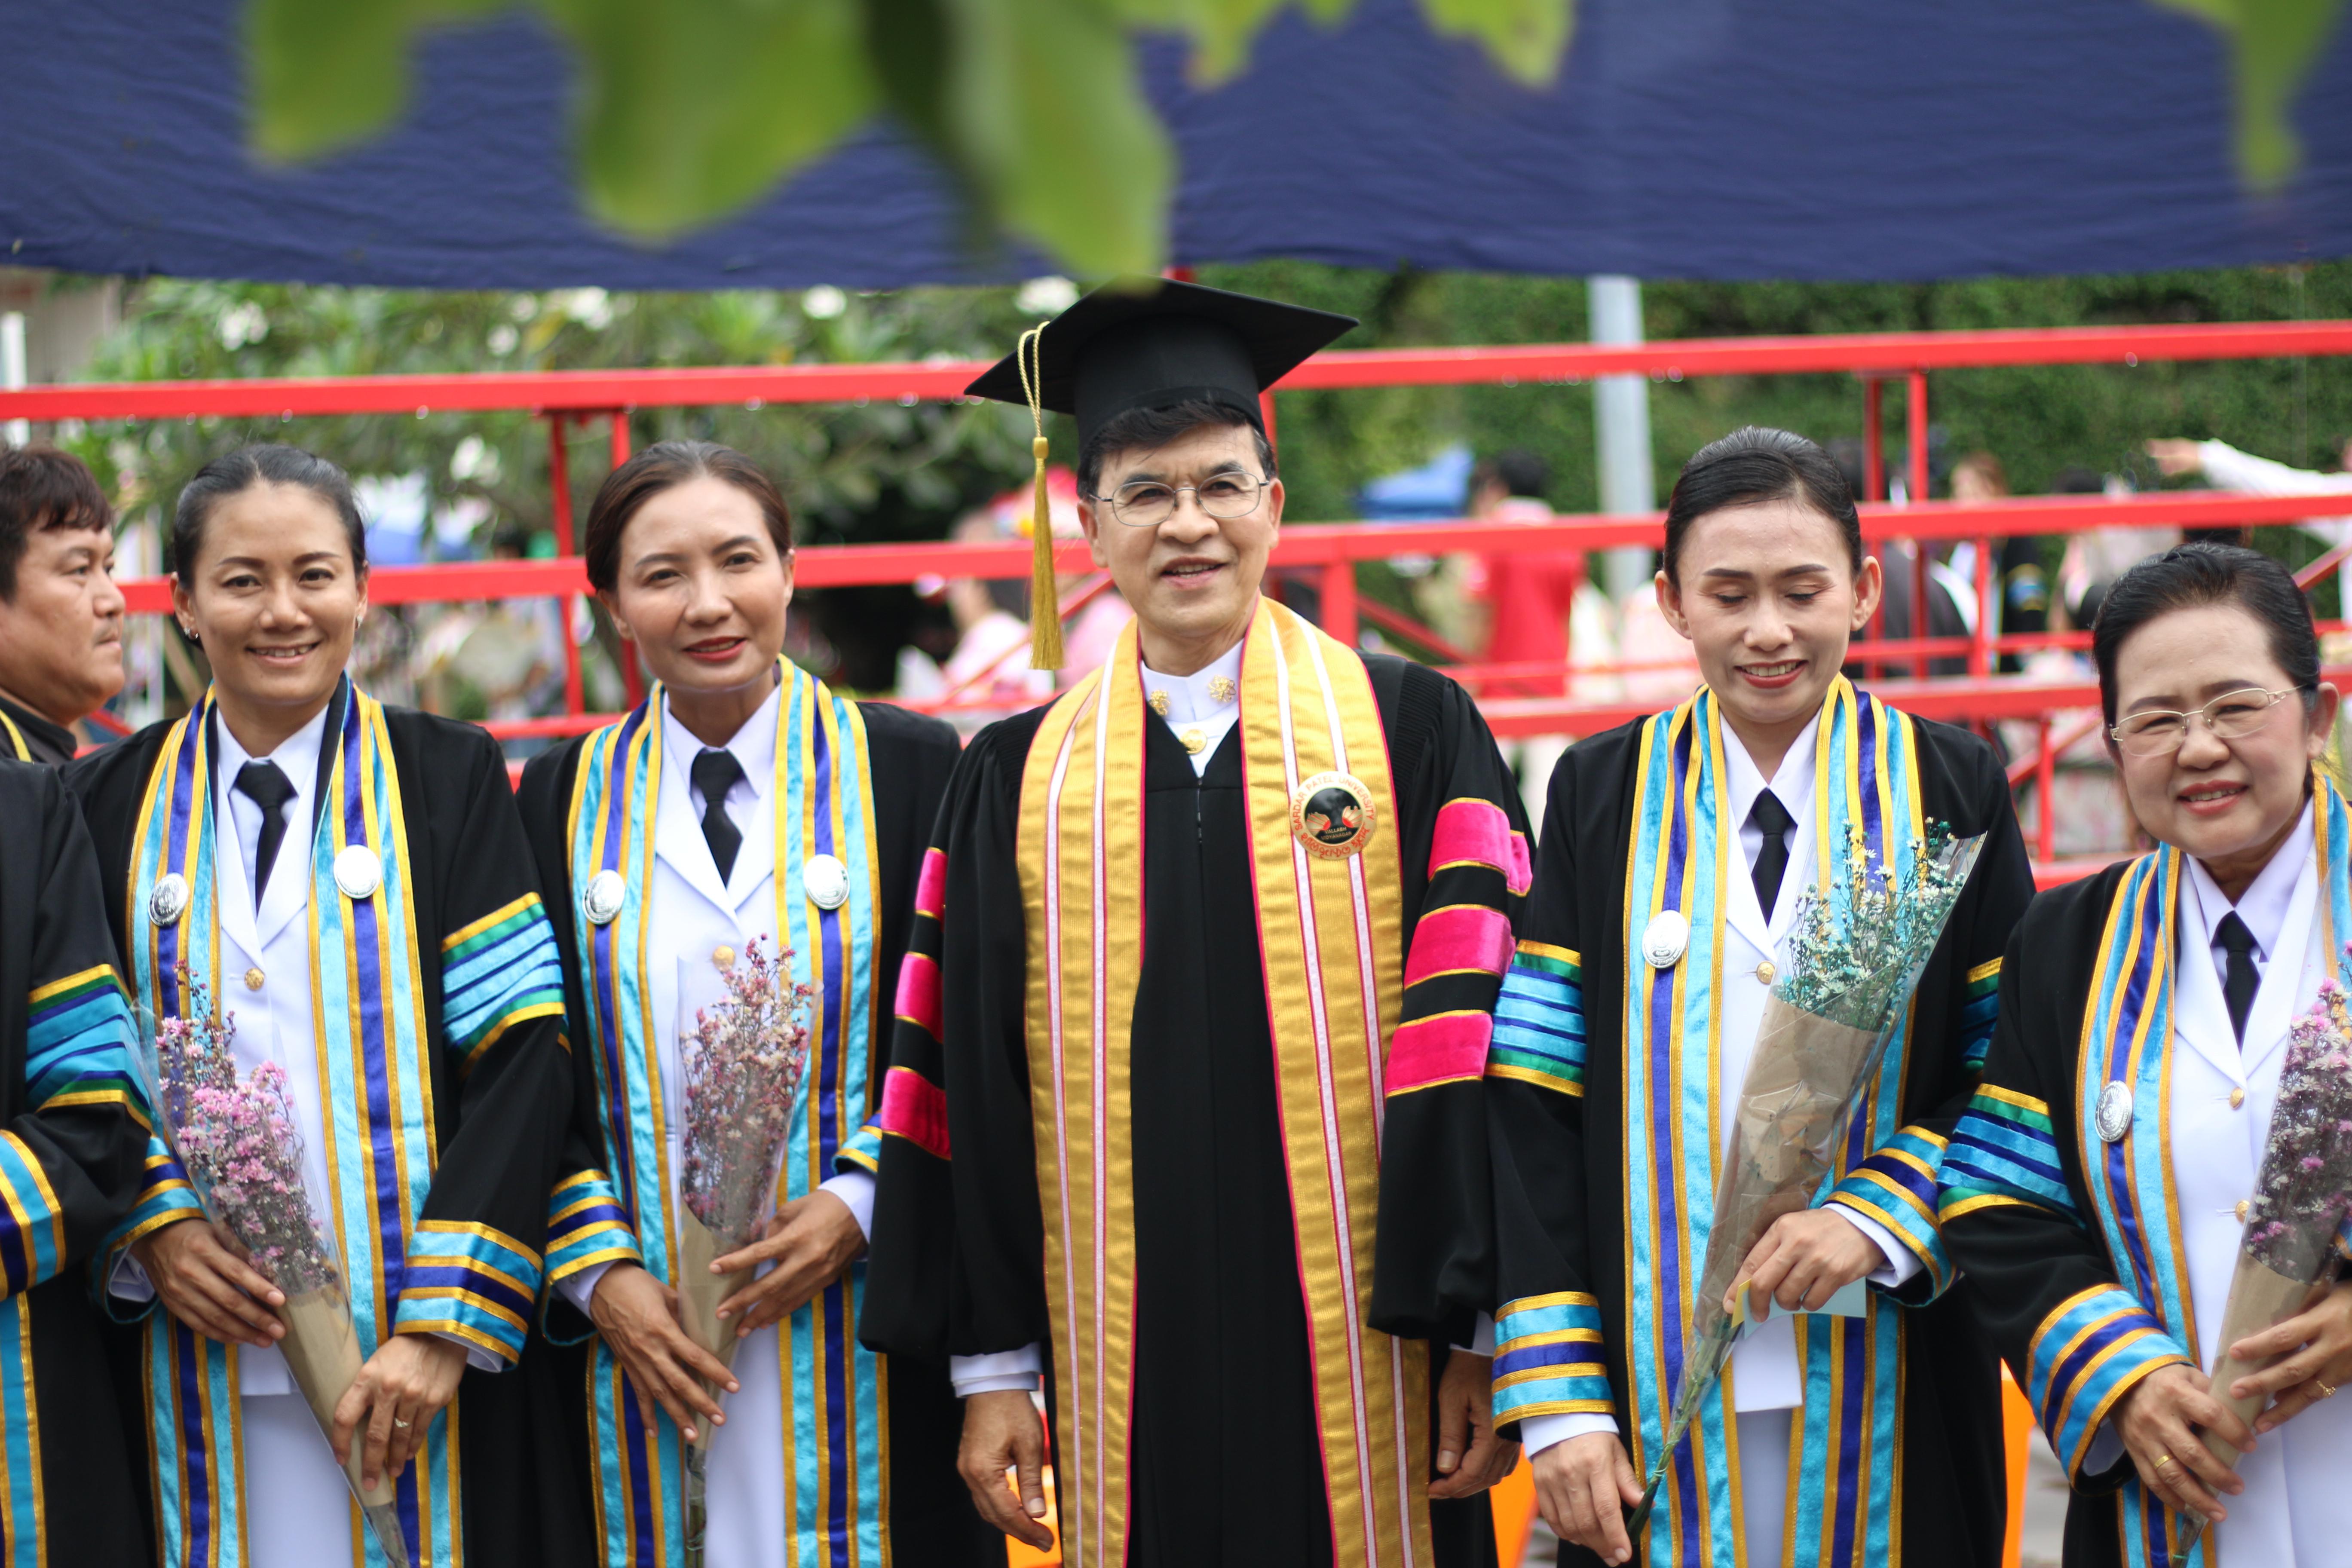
[566,664,888,1568]
[1611,677,1932,1568]
[1957,779,2352,1568]
[114,680,555,1568]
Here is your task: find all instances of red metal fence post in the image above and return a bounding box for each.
[545,413,586,718]
[1863,378,1886,678]
[1972,532,1996,679]
[2036,715,2057,864]
[607,409,646,708]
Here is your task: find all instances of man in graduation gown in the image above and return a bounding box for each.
[0,760,150,1563]
[862,279,1528,1568]
[0,447,126,764]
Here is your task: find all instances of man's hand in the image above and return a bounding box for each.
[958,1388,1054,1550]
[1430,1350,1518,1499]
[332,1333,466,1491]
[1729,1209,1883,1316]
[2230,1279,2352,1434]
[1532,1432,1642,1566]
[132,1217,286,1348]
[712,1190,866,1336]
[2145,438,2206,478]
[2111,1364,2251,1523]
[589,1262,738,1443]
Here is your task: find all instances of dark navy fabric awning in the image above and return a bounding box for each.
[4,0,2350,290]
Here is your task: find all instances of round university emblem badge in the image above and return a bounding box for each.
[582,869,627,927]
[1640,909,1690,969]
[333,845,383,901]
[2095,1079,2135,1144]
[1290,771,1377,860]
[801,853,851,911]
[148,873,190,927]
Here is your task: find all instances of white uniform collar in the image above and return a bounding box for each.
[1141,640,1244,775]
[656,679,781,912]
[1719,711,1821,842]
[213,698,334,956]
[2184,799,2315,967]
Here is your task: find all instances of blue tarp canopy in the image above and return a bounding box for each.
[6,0,2352,290]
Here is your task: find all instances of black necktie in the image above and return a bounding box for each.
[235,760,295,911]
[2216,911,2259,1046]
[1751,788,1794,922]
[690,748,746,884]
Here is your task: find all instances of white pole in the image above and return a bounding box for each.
[1588,276,1655,597]
[0,313,25,449]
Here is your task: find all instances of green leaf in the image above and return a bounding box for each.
[2151,0,2349,188]
[1415,0,1572,86]
[541,0,881,235]
[246,0,502,161]
[935,0,1173,274]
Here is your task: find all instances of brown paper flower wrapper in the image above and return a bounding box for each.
[2198,1254,2328,1473]
[673,1209,756,1567]
[274,1282,410,1564]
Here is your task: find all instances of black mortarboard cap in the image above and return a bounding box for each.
[965,277,1357,450]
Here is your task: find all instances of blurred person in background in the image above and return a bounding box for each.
[1460,450,1581,819]
[0,447,125,763]
[2147,433,2352,550]
[1950,451,2050,674]
[2056,466,2181,634]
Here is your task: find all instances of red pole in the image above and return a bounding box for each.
[2035,714,2057,863]
[1260,391,1278,454]
[1323,559,1357,648]
[608,409,645,707]
[1972,532,1995,678]
[546,413,585,719]
[610,408,632,469]
[1864,379,1885,680]
[1908,371,1932,680]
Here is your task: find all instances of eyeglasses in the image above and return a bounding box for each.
[2107,686,2309,757]
[1093,472,1268,528]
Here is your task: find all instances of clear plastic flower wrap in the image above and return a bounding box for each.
[141,966,408,1565]
[673,936,813,1568]
[2196,965,2352,1481]
[1629,825,1984,1532]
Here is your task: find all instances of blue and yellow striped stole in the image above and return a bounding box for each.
[565,665,890,1568]
[1941,777,2352,1567]
[1495,677,1958,1568]
[112,681,560,1568]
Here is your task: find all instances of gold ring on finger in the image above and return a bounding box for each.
[2153,1452,2176,1470]
[2315,1379,2339,1400]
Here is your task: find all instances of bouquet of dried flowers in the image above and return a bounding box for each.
[145,967,407,1565]
[1629,824,1984,1531]
[2196,967,2352,1481]
[673,936,813,1568]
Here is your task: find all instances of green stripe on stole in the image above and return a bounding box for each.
[1618,677,1921,1568]
[2073,778,2352,1568]
[567,665,889,1568]
[126,681,454,1568]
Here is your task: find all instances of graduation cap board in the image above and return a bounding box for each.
[966,278,1357,669]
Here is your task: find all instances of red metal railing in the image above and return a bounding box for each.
[16,316,2352,873]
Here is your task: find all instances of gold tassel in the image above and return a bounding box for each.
[1017,326,1063,671]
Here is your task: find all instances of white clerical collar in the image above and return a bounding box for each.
[661,678,781,810]
[2185,798,2315,965]
[1141,640,1244,774]
[1718,711,1821,838]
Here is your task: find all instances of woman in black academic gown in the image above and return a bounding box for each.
[1941,543,2352,1568]
[1478,428,2033,1568]
[66,445,578,1568]
[514,441,989,1567]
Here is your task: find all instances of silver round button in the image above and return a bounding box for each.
[333,845,383,901]
[582,869,627,927]
[148,873,190,927]
[1641,909,1690,970]
[802,853,851,911]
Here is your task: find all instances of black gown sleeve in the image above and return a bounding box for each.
[1937,870,2191,1489]
[861,714,1050,1363]
[1368,667,1532,1345]
[0,764,148,1292]
[385,722,577,1371]
[1480,741,1611,1439]
[1819,727,2037,1304]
